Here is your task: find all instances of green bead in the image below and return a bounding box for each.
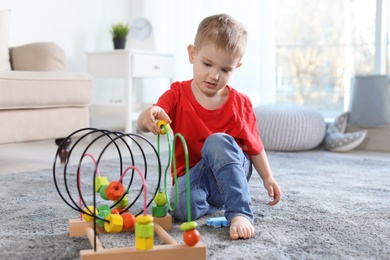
[152,205,167,217]
[115,196,129,208]
[153,192,167,206]
[94,176,109,192]
[135,222,154,238]
[180,221,198,231]
[97,204,110,212]
[99,185,109,200]
[96,209,110,227]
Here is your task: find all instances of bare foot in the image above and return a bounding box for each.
[229,216,255,240]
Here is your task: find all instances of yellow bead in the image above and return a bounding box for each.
[136,236,154,250]
[157,120,171,135]
[136,214,154,224]
[104,214,123,233]
[82,206,97,222]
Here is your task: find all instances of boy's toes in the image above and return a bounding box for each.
[229,216,255,240]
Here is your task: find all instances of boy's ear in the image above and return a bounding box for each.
[187,44,196,64]
[236,62,243,68]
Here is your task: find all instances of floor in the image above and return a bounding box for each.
[0,136,389,175]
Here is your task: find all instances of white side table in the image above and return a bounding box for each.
[86,50,175,133]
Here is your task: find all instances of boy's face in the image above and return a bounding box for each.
[188,42,242,96]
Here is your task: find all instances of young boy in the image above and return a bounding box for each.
[137,13,281,240]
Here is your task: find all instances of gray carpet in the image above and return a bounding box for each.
[0,150,389,259]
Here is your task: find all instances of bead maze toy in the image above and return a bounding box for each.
[53,122,206,259]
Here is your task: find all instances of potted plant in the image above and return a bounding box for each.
[110,22,130,49]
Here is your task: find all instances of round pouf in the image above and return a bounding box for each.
[254,104,326,151]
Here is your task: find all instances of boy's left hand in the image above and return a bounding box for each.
[263,177,282,206]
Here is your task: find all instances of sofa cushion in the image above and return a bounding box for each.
[0,107,90,144]
[10,42,66,71]
[0,71,93,109]
[0,9,11,71]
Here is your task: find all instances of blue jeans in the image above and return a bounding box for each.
[169,133,254,223]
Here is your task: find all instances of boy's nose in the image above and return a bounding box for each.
[209,69,219,81]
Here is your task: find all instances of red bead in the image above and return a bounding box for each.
[183,229,200,247]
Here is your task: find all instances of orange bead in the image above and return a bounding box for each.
[111,208,120,214]
[105,181,125,201]
[122,212,136,230]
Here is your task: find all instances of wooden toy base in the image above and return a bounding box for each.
[79,243,206,260]
[69,215,206,260]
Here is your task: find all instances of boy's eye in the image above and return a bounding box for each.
[203,62,211,67]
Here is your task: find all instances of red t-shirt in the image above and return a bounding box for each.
[155,80,264,177]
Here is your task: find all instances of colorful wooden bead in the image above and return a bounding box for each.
[104,213,123,233]
[110,208,120,214]
[183,229,201,247]
[153,192,167,206]
[157,120,171,135]
[115,196,129,209]
[152,205,167,217]
[96,209,110,227]
[105,181,125,201]
[97,204,110,212]
[96,204,110,227]
[135,236,154,250]
[94,176,109,192]
[180,221,198,231]
[136,214,154,224]
[82,206,97,222]
[99,184,109,200]
[122,212,136,230]
[135,222,154,238]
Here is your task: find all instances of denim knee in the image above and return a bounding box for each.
[202,133,243,167]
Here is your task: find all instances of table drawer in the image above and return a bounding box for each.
[132,54,174,78]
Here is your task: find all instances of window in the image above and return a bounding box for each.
[275,0,376,119]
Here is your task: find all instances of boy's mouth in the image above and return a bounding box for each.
[205,81,217,89]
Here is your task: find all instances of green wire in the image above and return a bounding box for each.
[157,124,191,221]
[172,133,191,222]
[158,125,177,212]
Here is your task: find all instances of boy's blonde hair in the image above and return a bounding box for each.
[194,13,247,58]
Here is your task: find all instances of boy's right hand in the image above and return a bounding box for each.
[137,106,171,135]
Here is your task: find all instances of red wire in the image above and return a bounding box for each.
[120,165,148,215]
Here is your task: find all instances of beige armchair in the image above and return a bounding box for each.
[0,42,93,152]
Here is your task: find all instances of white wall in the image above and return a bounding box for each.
[1,0,276,108]
[1,0,138,72]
